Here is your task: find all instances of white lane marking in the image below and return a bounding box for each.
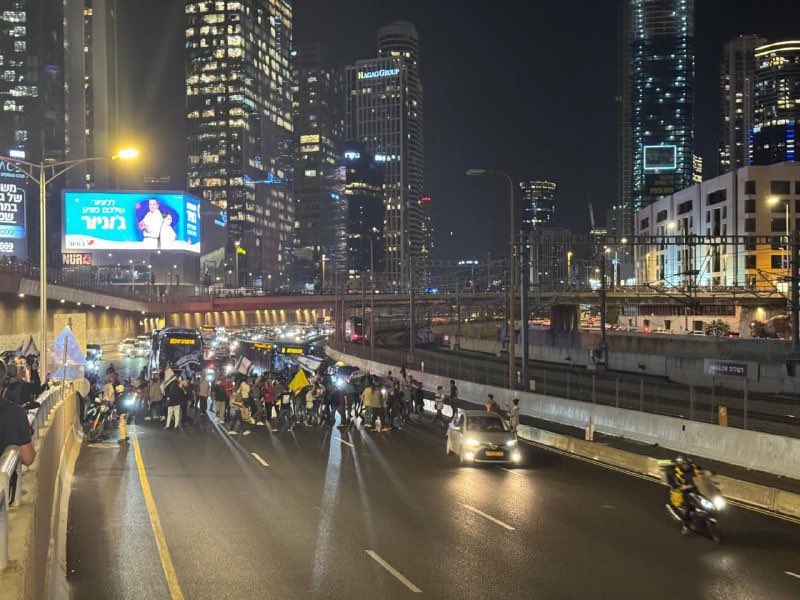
[499,467,523,477]
[365,550,422,594]
[251,452,270,467]
[461,503,516,531]
[337,437,354,447]
[521,439,800,526]
[785,571,800,580]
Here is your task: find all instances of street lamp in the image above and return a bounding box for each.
[0,148,139,372]
[567,251,573,288]
[467,168,516,389]
[767,196,790,273]
[234,239,241,288]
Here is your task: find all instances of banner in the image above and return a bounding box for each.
[0,159,27,260]
[64,191,201,253]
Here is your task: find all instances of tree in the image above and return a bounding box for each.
[704,319,730,337]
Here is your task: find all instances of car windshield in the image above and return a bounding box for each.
[466,416,508,432]
[123,339,135,344]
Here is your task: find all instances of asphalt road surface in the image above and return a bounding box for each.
[66,411,800,599]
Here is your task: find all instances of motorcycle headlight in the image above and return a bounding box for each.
[712,496,726,510]
[506,439,517,447]
[699,497,714,511]
[466,438,481,447]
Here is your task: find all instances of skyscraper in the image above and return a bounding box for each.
[64,0,119,189]
[343,141,384,281]
[520,180,556,232]
[292,43,344,290]
[0,0,66,262]
[750,40,800,166]
[346,21,427,288]
[718,35,765,174]
[186,0,294,288]
[618,0,695,220]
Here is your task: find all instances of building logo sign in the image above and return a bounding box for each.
[357,68,400,80]
[62,253,92,266]
[643,145,677,171]
[344,151,361,161]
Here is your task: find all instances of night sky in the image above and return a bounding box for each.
[117,0,800,261]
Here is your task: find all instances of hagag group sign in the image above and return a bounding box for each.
[63,191,201,253]
[0,160,27,260]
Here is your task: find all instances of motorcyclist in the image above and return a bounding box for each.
[667,456,701,532]
[103,373,129,445]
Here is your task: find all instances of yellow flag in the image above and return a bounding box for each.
[288,369,310,395]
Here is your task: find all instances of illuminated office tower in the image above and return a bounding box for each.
[292,43,344,290]
[64,0,119,190]
[186,0,294,287]
[520,180,556,232]
[718,35,765,173]
[619,0,695,217]
[346,21,426,288]
[750,40,800,166]
[0,0,66,262]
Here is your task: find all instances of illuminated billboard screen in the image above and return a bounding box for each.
[643,145,677,171]
[0,160,27,260]
[64,191,201,253]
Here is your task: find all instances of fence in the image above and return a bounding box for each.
[328,339,799,439]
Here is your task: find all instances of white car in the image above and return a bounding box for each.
[119,338,137,355]
[446,410,522,465]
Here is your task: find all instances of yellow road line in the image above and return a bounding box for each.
[131,424,185,600]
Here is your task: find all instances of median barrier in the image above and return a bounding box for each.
[327,345,800,516]
[0,383,83,600]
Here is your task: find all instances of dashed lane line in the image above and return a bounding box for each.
[365,550,422,594]
[251,452,270,467]
[461,503,516,531]
[337,437,354,447]
[784,571,800,580]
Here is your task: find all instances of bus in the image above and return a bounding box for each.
[147,328,203,379]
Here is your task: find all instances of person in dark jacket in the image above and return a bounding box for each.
[165,377,188,430]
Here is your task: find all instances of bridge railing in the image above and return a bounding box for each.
[0,445,20,570]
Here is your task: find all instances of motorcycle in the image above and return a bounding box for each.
[659,462,726,542]
[86,401,116,442]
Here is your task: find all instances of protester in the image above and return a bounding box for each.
[0,360,36,468]
[147,373,165,421]
[507,397,520,433]
[197,375,211,417]
[165,377,188,430]
[212,376,227,423]
[432,385,448,427]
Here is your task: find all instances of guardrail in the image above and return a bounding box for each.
[0,445,20,570]
[27,385,66,439]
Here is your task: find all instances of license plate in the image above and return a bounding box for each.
[486,451,504,457]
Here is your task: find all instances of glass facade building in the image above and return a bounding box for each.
[343,141,384,282]
[520,180,556,232]
[186,0,294,287]
[0,0,66,262]
[291,43,344,290]
[346,21,427,288]
[619,0,695,220]
[750,40,800,166]
[718,35,765,174]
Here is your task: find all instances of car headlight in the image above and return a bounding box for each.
[712,496,726,510]
[506,439,517,447]
[699,497,714,511]
[466,439,481,447]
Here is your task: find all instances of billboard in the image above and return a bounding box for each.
[643,145,677,171]
[0,160,27,260]
[64,191,200,253]
[645,173,677,196]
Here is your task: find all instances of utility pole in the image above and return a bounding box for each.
[409,261,416,358]
[519,233,530,391]
[792,231,799,353]
[597,246,609,367]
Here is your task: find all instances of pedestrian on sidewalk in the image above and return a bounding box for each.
[414,380,425,418]
[448,379,459,421]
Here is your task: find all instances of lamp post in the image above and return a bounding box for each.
[767,196,790,275]
[365,231,376,361]
[0,148,138,373]
[567,251,573,289]
[467,168,516,389]
[234,240,241,288]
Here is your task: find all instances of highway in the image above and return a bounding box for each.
[66,408,800,599]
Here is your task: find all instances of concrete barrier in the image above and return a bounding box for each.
[0,385,83,600]
[326,345,800,481]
